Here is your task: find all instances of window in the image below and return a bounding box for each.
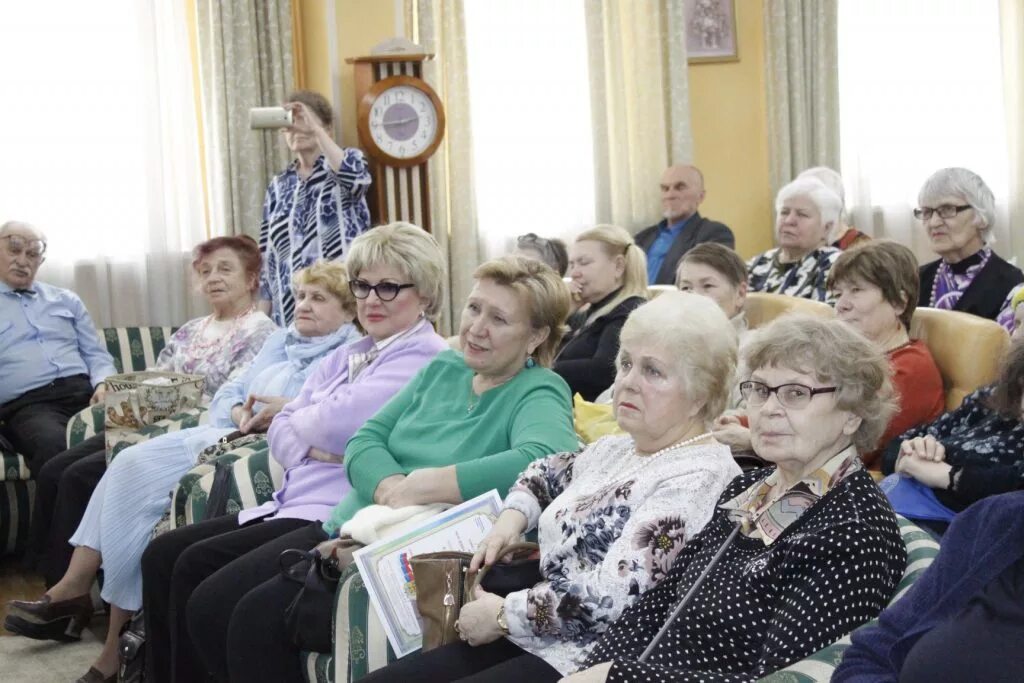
[838,0,1010,258]
[464,0,595,258]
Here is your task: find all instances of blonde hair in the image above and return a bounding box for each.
[345,222,446,321]
[293,261,357,320]
[472,256,571,367]
[742,315,897,454]
[619,291,738,425]
[574,224,648,324]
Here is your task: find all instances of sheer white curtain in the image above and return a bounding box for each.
[838,0,1014,264]
[0,1,208,327]
[463,0,595,257]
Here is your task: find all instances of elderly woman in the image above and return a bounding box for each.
[797,166,870,251]
[25,236,277,593]
[880,337,1024,537]
[516,233,569,276]
[676,242,749,336]
[259,89,372,326]
[136,222,449,683]
[829,241,945,469]
[835,490,1024,682]
[916,167,1023,321]
[362,292,742,681]
[6,261,358,680]
[563,316,906,683]
[747,178,843,301]
[557,225,648,400]
[176,255,578,683]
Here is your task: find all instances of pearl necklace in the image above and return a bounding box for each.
[615,431,715,482]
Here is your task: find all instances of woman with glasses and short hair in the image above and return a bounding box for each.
[916,167,1023,321]
[165,254,580,683]
[137,222,450,683]
[565,316,905,683]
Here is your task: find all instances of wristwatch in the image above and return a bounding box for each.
[496,603,509,635]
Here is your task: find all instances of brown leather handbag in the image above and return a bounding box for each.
[410,542,540,651]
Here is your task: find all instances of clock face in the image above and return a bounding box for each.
[368,85,439,160]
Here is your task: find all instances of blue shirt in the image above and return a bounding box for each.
[0,280,117,405]
[207,323,362,428]
[646,215,694,284]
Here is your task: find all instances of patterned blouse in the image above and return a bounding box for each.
[155,310,277,399]
[747,247,841,302]
[584,456,906,682]
[501,435,741,675]
[258,152,372,326]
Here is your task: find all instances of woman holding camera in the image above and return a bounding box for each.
[258,90,372,326]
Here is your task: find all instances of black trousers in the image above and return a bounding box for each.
[0,374,92,476]
[359,639,562,683]
[141,513,323,683]
[26,434,107,585]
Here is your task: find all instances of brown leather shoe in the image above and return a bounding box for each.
[5,593,92,642]
[75,666,117,683]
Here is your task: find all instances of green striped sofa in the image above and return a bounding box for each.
[0,326,177,556]
[172,445,942,683]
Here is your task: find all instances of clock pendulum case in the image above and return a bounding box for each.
[350,51,446,233]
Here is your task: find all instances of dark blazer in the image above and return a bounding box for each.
[634,213,735,285]
[553,294,646,401]
[918,252,1024,321]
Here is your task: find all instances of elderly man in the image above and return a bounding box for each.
[634,164,735,285]
[0,221,115,477]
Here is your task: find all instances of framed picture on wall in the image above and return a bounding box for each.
[684,0,738,63]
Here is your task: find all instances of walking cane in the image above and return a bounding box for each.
[639,521,744,662]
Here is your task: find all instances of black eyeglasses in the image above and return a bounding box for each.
[739,381,837,409]
[913,204,972,221]
[348,278,415,302]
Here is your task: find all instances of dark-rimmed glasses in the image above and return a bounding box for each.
[1,235,46,262]
[348,278,415,302]
[913,204,972,221]
[739,381,837,409]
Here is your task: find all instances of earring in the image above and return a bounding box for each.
[524,355,537,369]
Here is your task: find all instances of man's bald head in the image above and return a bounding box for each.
[0,220,46,243]
[659,165,706,222]
[0,220,47,288]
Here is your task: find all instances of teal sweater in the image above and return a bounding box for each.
[324,350,578,535]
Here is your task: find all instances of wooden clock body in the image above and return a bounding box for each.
[349,54,445,233]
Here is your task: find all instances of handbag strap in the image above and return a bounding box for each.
[471,542,540,592]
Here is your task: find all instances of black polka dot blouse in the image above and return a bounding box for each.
[582,467,907,682]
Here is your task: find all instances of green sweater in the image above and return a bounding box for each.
[324,349,578,535]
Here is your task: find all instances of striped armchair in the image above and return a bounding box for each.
[0,326,177,556]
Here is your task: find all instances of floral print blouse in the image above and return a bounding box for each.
[154,310,277,399]
[501,434,741,675]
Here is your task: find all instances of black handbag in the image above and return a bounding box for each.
[279,548,344,653]
[475,542,542,597]
[118,610,147,683]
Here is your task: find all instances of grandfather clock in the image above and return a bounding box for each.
[348,40,446,233]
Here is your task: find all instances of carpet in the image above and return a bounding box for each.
[0,619,105,683]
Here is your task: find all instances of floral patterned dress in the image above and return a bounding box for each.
[154,310,277,399]
[501,434,741,675]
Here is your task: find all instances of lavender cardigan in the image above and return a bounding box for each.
[238,320,447,524]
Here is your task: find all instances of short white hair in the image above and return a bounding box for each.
[775,177,844,237]
[797,166,845,206]
[0,220,46,243]
[618,291,738,424]
[918,167,996,245]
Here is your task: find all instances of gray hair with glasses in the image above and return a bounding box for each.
[741,314,896,454]
[917,167,996,244]
[0,221,48,259]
